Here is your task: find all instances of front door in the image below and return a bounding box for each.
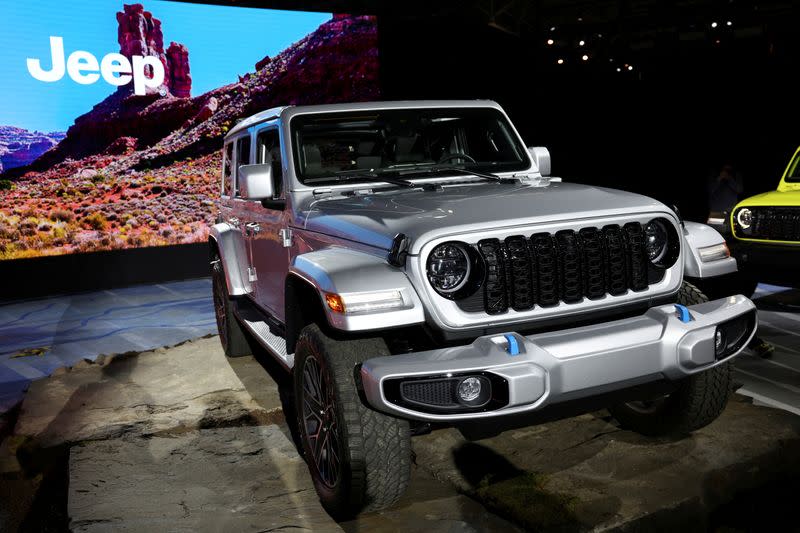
[244,125,288,321]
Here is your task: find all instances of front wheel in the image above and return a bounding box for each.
[211,251,251,357]
[293,324,411,518]
[608,282,733,436]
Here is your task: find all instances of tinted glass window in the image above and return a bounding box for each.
[786,151,800,182]
[222,142,234,196]
[291,108,528,184]
[257,129,283,197]
[234,136,251,197]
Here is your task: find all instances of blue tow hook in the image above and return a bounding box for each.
[504,334,520,356]
[674,304,693,323]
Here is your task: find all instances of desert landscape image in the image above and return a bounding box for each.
[0,3,379,260]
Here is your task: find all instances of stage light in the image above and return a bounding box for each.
[579,40,585,46]
[582,54,589,61]
[711,21,718,28]
[550,26,556,31]
[547,39,554,45]
[557,58,564,64]
[726,21,732,26]
[628,65,633,71]
[616,67,622,72]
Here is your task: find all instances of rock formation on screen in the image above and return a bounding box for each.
[0,127,65,172]
[166,42,192,98]
[116,3,192,98]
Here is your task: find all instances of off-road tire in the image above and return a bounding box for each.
[608,281,733,436]
[293,324,411,519]
[211,251,251,357]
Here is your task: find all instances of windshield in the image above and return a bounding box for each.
[290,108,529,184]
[785,151,800,183]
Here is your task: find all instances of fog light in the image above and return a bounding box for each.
[457,377,482,402]
[715,328,726,356]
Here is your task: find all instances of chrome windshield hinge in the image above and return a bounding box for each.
[247,266,258,282]
[279,228,293,248]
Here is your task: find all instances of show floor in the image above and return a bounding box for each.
[0,279,798,416]
[0,279,216,412]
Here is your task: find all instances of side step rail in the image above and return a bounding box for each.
[233,299,294,369]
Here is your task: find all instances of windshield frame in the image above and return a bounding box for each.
[288,106,532,188]
[784,149,800,183]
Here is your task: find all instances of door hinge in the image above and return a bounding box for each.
[279,228,293,248]
[247,266,258,282]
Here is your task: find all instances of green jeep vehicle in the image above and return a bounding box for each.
[726,146,800,295]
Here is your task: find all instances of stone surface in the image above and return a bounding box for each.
[412,396,800,531]
[13,337,273,447]
[340,464,522,533]
[69,425,341,532]
[116,3,168,96]
[0,125,64,172]
[167,41,192,98]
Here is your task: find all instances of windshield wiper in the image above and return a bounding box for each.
[393,164,518,184]
[305,170,416,188]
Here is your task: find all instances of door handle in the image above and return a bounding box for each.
[245,222,261,235]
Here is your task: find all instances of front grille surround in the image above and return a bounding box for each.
[415,213,683,330]
[733,206,800,242]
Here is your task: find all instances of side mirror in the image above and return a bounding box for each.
[527,146,551,177]
[238,164,274,201]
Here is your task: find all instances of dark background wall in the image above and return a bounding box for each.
[377,6,799,223]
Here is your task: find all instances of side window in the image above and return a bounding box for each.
[234,136,251,198]
[222,142,234,196]
[256,129,283,197]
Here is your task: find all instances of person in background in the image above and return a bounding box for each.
[707,163,744,219]
[707,162,775,358]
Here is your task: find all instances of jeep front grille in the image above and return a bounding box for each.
[740,207,800,242]
[459,223,652,315]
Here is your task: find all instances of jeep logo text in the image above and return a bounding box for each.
[27,36,164,96]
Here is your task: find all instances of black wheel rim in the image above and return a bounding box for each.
[301,355,341,489]
[211,260,228,347]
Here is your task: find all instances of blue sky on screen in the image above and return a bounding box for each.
[0,1,330,132]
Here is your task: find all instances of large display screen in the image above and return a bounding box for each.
[0,1,379,260]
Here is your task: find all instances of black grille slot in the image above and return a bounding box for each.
[623,222,649,291]
[478,239,508,315]
[531,233,559,307]
[555,230,583,303]
[579,227,607,300]
[505,236,535,311]
[461,221,661,315]
[749,207,800,242]
[400,380,455,406]
[603,225,629,296]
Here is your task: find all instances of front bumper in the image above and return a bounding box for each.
[730,241,800,287]
[360,295,757,422]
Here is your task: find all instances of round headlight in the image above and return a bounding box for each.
[644,219,669,263]
[427,242,471,295]
[736,208,752,229]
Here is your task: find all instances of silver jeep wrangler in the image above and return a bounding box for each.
[210,100,756,517]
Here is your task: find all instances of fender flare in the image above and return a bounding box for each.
[288,247,426,333]
[209,222,249,296]
[682,221,738,279]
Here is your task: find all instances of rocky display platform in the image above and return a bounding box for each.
[4,338,340,532]
[2,336,799,531]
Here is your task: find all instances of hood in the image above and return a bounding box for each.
[298,181,668,254]
[736,188,800,208]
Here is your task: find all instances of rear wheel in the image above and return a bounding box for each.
[293,324,411,518]
[608,281,733,436]
[211,251,251,357]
